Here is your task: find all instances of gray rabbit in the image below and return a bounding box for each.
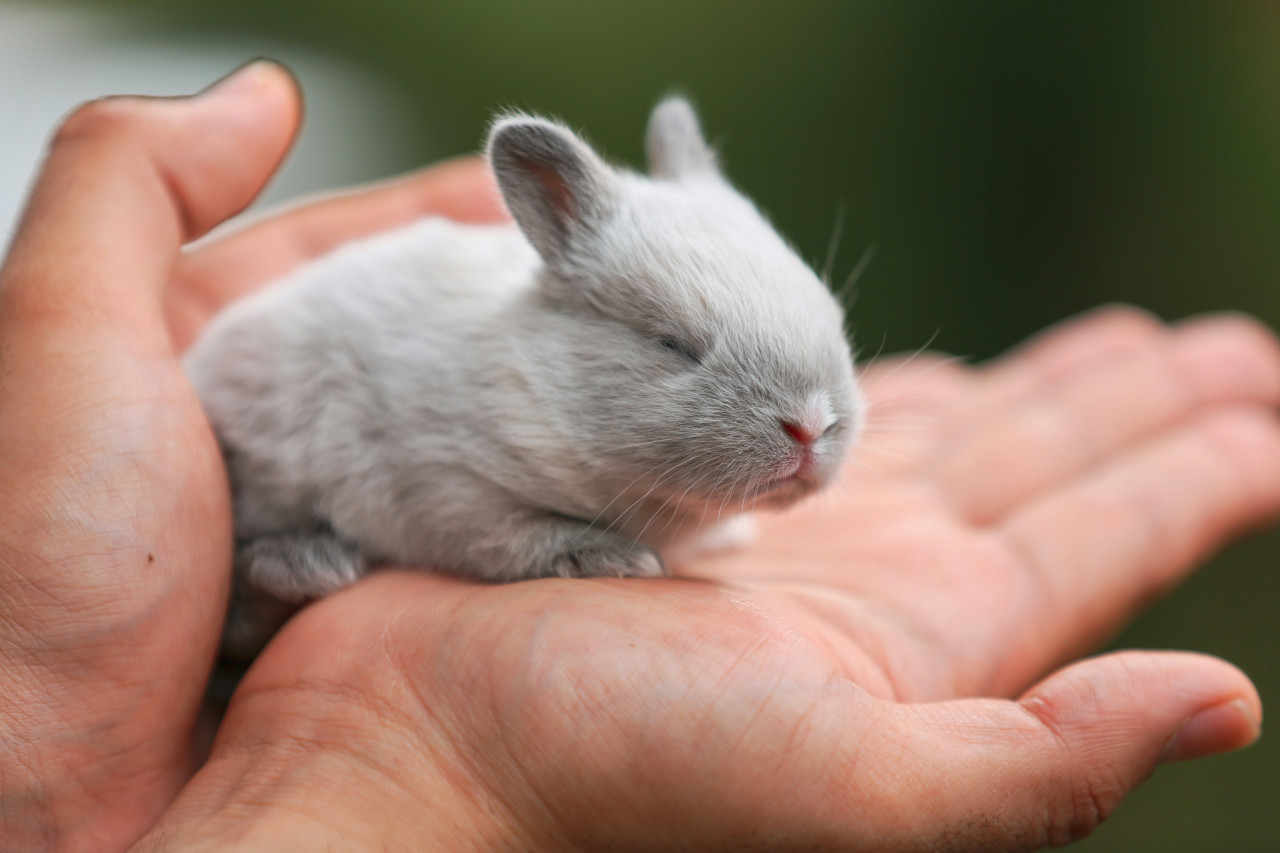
[184,97,863,655]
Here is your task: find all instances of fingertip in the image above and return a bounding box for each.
[1160,696,1262,764]
[19,60,304,260]
[924,652,1263,847]
[173,60,304,237]
[200,58,298,100]
[1172,312,1280,404]
[1020,650,1261,759]
[1173,309,1279,343]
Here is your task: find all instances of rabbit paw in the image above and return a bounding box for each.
[237,529,367,602]
[551,541,667,579]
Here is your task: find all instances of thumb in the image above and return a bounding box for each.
[0,63,300,850]
[1,60,300,349]
[847,651,1260,851]
[0,61,300,641]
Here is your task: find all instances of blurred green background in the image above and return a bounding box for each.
[29,1,1280,848]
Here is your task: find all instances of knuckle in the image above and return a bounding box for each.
[53,97,154,149]
[1085,303,1163,338]
[1022,695,1131,846]
[1045,767,1127,845]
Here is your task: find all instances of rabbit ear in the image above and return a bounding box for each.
[488,115,618,265]
[646,96,717,180]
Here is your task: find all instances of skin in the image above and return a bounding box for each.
[1,62,1279,851]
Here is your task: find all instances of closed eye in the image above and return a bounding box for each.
[654,334,702,365]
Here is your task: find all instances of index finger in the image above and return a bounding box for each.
[169,157,508,345]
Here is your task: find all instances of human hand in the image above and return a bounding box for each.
[137,308,1280,853]
[0,63,504,851]
[5,61,1278,853]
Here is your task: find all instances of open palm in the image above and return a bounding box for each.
[180,299,1280,851]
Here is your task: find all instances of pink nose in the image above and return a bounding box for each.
[782,420,820,446]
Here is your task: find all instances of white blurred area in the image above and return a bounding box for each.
[0,2,418,245]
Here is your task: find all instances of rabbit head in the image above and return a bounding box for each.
[488,98,862,523]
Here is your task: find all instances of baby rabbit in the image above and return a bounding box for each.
[184,97,862,654]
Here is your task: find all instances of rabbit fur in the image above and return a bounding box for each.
[183,97,863,654]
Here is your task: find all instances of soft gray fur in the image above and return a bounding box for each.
[185,97,863,656]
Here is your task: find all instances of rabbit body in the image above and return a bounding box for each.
[184,98,862,653]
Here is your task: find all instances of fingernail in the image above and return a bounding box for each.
[200,59,286,99]
[1161,698,1262,764]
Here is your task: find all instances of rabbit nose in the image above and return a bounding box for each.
[781,420,820,446]
[783,393,837,448]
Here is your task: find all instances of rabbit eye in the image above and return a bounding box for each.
[655,334,702,365]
